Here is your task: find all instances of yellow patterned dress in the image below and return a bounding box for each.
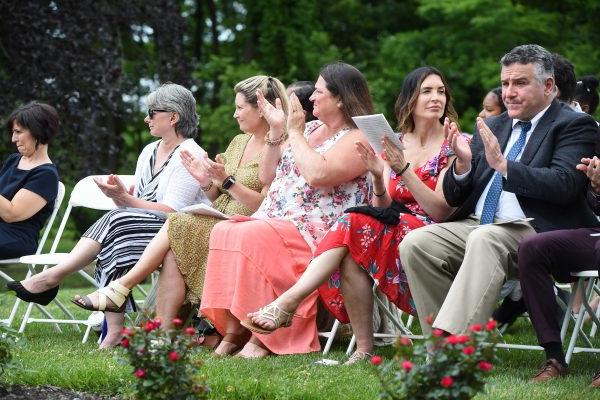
[167,134,262,303]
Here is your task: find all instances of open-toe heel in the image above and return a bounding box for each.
[240,303,296,335]
[7,281,59,306]
[71,280,130,312]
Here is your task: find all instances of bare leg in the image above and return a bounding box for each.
[155,249,186,330]
[248,247,348,329]
[21,237,101,293]
[99,311,125,349]
[213,311,250,355]
[79,223,172,309]
[340,253,374,355]
[236,335,271,358]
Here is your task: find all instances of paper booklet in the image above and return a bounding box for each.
[179,203,230,219]
[352,114,404,154]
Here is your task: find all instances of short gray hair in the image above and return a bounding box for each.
[145,83,198,138]
[500,44,554,84]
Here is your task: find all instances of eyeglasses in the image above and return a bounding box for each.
[148,109,168,119]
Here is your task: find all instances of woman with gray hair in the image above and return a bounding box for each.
[9,83,208,348]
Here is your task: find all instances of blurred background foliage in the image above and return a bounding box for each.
[1,0,599,238]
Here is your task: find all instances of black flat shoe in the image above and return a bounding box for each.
[6,281,58,306]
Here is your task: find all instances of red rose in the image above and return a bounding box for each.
[432,329,444,337]
[134,369,146,379]
[371,355,383,366]
[456,335,469,344]
[172,317,183,327]
[425,315,434,325]
[478,361,493,371]
[168,351,180,362]
[184,327,196,335]
[398,337,412,347]
[401,360,413,372]
[445,335,459,345]
[463,346,475,355]
[469,324,482,332]
[121,338,129,348]
[485,319,497,331]
[121,327,133,336]
[153,318,162,328]
[440,376,453,388]
[144,322,157,332]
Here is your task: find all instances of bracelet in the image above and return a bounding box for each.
[373,188,386,197]
[265,131,289,146]
[394,162,411,176]
[200,181,213,192]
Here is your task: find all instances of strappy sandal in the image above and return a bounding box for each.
[71,280,130,313]
[240,303,296,335]
[344,351,373,365]
[195,333,222,350]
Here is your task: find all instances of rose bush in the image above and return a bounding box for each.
[373,318,498,400]
[119,318,209,399]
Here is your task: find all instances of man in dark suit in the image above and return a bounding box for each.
[400,44,599,338]
[518,155,600,383]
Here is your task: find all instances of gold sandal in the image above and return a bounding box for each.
[240,303,296,335]
[72,280,130,312]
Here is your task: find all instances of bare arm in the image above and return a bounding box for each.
[0,189,48,223]
[94,175,175,212]
[382,137,455,222]
[290,128,368,187]
[355,141,391,207]
[256,90,287,186]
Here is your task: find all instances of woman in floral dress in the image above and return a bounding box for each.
[245,66,466,364]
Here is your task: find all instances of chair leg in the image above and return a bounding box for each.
[561,280,578,341]
[566,278,595,364]
[321,319,340,356]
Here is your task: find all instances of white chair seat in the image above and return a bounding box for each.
[20,253,71,265]
[571,270,599,278]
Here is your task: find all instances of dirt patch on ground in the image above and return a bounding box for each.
[0,385,114,399]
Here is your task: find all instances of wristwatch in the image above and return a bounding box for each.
[222,175,236,190]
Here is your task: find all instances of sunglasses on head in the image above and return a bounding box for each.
[148,109,168,119]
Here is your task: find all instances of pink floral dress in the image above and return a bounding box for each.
[316,140,454,323]
[255,120,370,250]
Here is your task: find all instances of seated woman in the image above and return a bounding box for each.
[244,66,461,364]
[199,62,373,358]
[69,76,288,343]
[8,83,208,347]
[478,87,506,119]
[574,75,599,116]
[0,102,59,258]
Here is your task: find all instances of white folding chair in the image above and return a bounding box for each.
[344,282,420,356]
[17,175,139,341]
[0,182,65,327]
[563,270,600,363]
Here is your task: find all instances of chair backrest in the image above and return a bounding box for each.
[48,175,135,253]
[0,181,65,264]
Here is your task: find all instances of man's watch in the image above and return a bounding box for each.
[222,175,236,190]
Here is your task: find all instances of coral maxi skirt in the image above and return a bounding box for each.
[200,216,320,354]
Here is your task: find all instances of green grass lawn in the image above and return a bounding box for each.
[2,277,600,399]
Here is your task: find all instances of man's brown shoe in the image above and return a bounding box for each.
[591,369,600,387]
[530,359,568,382]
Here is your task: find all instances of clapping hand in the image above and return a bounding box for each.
[287,93,306,138]
[355,141,384,179]
[445,117,471,174]
[382,137,408,175]
[476,117,506,175]
[201,153,228,183]
[94,174,130,207]
[577,156,600,194]
[256,89,286,137]
[181,150,211,186]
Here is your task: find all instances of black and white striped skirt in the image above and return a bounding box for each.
[83,208,166,312]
